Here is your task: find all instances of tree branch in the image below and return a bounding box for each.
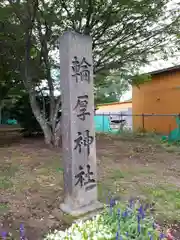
[54,95,61,126]
[37,85,46,119]
[36,8,56,129]
[61,0,77,31]
[84,0,93,34]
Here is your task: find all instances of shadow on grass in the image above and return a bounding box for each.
[140,184,180,222]
[0,164,19,190]
[99,165,180,223]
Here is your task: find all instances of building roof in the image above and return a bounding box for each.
[147,64,180,76]
[97,100,132,107]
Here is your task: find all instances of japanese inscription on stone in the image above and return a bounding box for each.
[71,56,91,83]
[60,32,101,215]
[74,130,94,156]
[71,55,95,190]
[74,95,90,121]
[75,164,96,191]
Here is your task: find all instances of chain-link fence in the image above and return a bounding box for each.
[94,113,180,135]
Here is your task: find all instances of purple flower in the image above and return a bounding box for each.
[159,232,166,239]
[148,232,153,240]
[1,231,7,240]
[122,209,128,218]
[138,205,145,219]
[110,198,116,207]
[115,232,123,240]
[137,214,141,234]
[109,199,115,215]
[20,223,25,240]
[117,208,121,232]
[137,214,141,223]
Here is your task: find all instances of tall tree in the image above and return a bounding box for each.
[95,71,130,104]
[1,0,179,146]
[0,4,25,123]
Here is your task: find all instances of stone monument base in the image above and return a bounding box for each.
[60,201,103,217]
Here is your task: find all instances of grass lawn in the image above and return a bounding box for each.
[0,133,180,239]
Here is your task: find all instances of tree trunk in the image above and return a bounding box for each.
[28,93,53,145]
[54,133,61,147]
[42,124,53,145]
[29,92,62,147]
[34,113,53,145]
[0,106,2,125]
[53,120,61,147]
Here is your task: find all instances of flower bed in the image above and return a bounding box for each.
[1,199,174,239]
[44,200,170,240]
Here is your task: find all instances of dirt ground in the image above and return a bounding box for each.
[1,133,180,239]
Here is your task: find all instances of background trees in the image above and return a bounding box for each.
[0,0,179,146]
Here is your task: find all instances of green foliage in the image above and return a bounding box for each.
[94,70,152,104]
[8,94,42,135]
[95,70,130,104]
[44,201,165,239]
[142,185,180,222]
[95,94,119,105]
[8,93,61,136]
[0,176,13,190]
[0,0,179,144]
[101,202,160,240]
[131,74,151,87]
[1,0,180,81]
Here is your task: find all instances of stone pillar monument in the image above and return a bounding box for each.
[60,31,102,216]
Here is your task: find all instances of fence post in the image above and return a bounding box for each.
[168,124,171,136]
[102,113,104,132]
[142,113,145,131]
[120,112,123,132]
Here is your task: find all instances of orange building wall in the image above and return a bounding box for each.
[132,70,180,134]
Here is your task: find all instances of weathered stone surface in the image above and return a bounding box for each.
[60,31,102,216]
